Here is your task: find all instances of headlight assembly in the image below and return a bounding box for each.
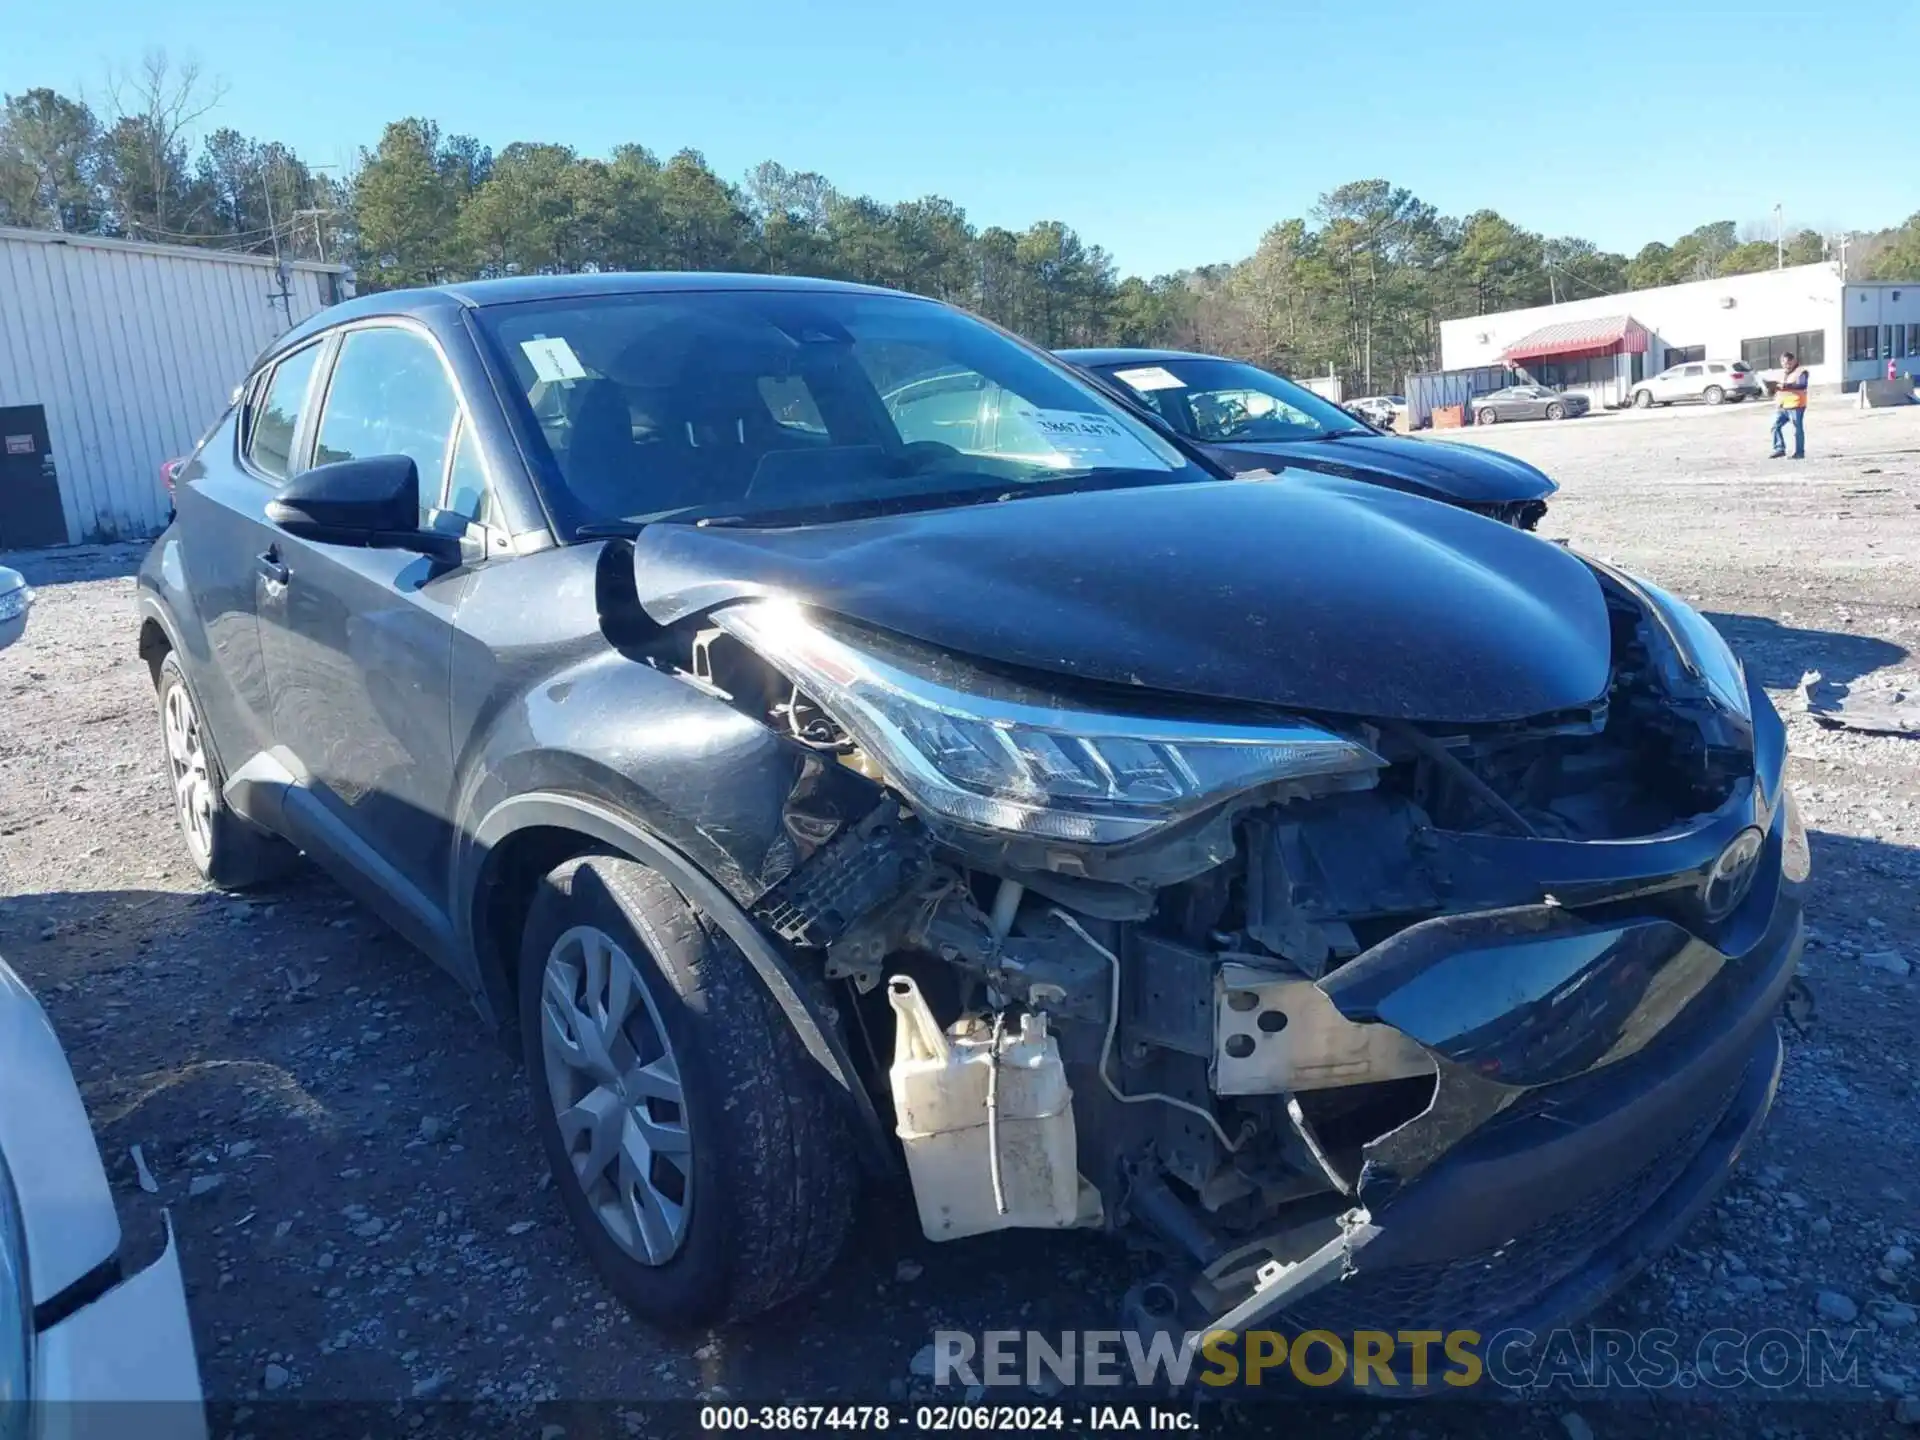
[714,600,1382,844]
[1595,565,1751,721]
[1640,581,1749,719]
[0,583,30,625]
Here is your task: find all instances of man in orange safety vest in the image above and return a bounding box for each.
[1769,352,1809,460]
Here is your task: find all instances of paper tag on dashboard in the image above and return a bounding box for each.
[1012,408,1174,470]
[1111,365,1184,392]
[520,335,588,384]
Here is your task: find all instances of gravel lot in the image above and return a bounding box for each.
[3,397,1919,1437]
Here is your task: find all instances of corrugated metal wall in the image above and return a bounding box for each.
[0,228,348,544]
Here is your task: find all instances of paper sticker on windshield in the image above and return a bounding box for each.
[1111,364,1184,392]
[1012,408,1174,471]
[520,335,588,384]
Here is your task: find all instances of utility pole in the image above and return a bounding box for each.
[292,208,331,262]
[1774,203,1784,269]
[1839,232,1851,282]
[260,161,294,330]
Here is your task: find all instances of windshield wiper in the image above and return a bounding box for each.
[692,469,1185,529]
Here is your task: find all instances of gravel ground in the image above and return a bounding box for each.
[3,397,1918,1438]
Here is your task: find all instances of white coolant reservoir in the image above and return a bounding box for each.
[887,975,1082,1241]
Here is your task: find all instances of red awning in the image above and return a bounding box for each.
[1501,315,1650,362]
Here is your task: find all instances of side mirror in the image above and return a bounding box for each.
[266,456,461,562]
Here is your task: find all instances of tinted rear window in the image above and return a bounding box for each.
[245,344,323,480]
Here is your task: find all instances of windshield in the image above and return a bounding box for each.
[1091,357,1370,443]
[475,290,1195,531]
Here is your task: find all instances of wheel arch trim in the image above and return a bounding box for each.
[136,593,239,788]
[463,792,895,1168]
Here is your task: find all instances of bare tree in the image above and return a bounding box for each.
[95,48,228,238]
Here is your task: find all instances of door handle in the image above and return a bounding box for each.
[256,549,290,586]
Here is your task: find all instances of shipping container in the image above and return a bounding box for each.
[0,226,352,547]
[1404,365,1520,430]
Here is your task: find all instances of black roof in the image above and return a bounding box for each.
[440,271,903,307]
[1055,347,1227,367]
[278,271,919,353]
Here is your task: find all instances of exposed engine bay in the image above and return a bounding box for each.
[622,536,1787,1327]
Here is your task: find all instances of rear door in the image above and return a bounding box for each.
[175,342,328,774]
[255,321,482,947]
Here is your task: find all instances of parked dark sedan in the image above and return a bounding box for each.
[137,275,1803,1385]
[1062,347,1557,529]
[1473,383,1591,425]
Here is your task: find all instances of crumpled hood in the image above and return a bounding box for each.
[631,475,1612,724]
[1203,432,1557,505]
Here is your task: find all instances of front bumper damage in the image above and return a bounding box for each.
[1112,688,1808,1370]
[742,674,1808,1374]
[1130,862,1802,1381]
[653,532,1808,1379]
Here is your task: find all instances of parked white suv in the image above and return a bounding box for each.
[1631,360,1764,408]
[0,565,206,1440]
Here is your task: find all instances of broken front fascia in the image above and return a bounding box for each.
[711,581,1802,1342]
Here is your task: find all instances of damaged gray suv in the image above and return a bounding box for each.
[137,274,1807,1371]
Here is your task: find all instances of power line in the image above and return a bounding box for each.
[1544,259,1615,299]
[122,218,292,243]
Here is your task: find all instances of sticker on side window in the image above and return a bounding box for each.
[1011,408,1174,471]
[519,335,588,385]
[1111,364,1184,392]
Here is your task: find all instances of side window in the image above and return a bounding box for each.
[1681,364,1704,377]
[444,420,494,527]
[244,343,323,480]
[313,327,460,517]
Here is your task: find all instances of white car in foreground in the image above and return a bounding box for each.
[1,562,206,1440]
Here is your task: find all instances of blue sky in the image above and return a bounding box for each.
[7,0,1912,277]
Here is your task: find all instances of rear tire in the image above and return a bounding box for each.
[1633,389,1653,409]
[155,651,298,890]
[1545,402,1567,421]
[1475,408,1497,426]
[1704,385,1725,405]
[518,855,856,1328]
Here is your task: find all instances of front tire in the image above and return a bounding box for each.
[1633,389,1653,409]
[1545,402,1566,421]
[518,855,855,1328]
[155,652,297,889]
[1476,407,1497,426]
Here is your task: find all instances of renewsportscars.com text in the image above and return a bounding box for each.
[927,1326,1869,1391]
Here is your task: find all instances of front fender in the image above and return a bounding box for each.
[444,639,894,1164]
[450,643,883,910]
[461,791,894,1168]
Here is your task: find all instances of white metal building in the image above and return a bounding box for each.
[1439,262,1920,412]
[0,227,352,547]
